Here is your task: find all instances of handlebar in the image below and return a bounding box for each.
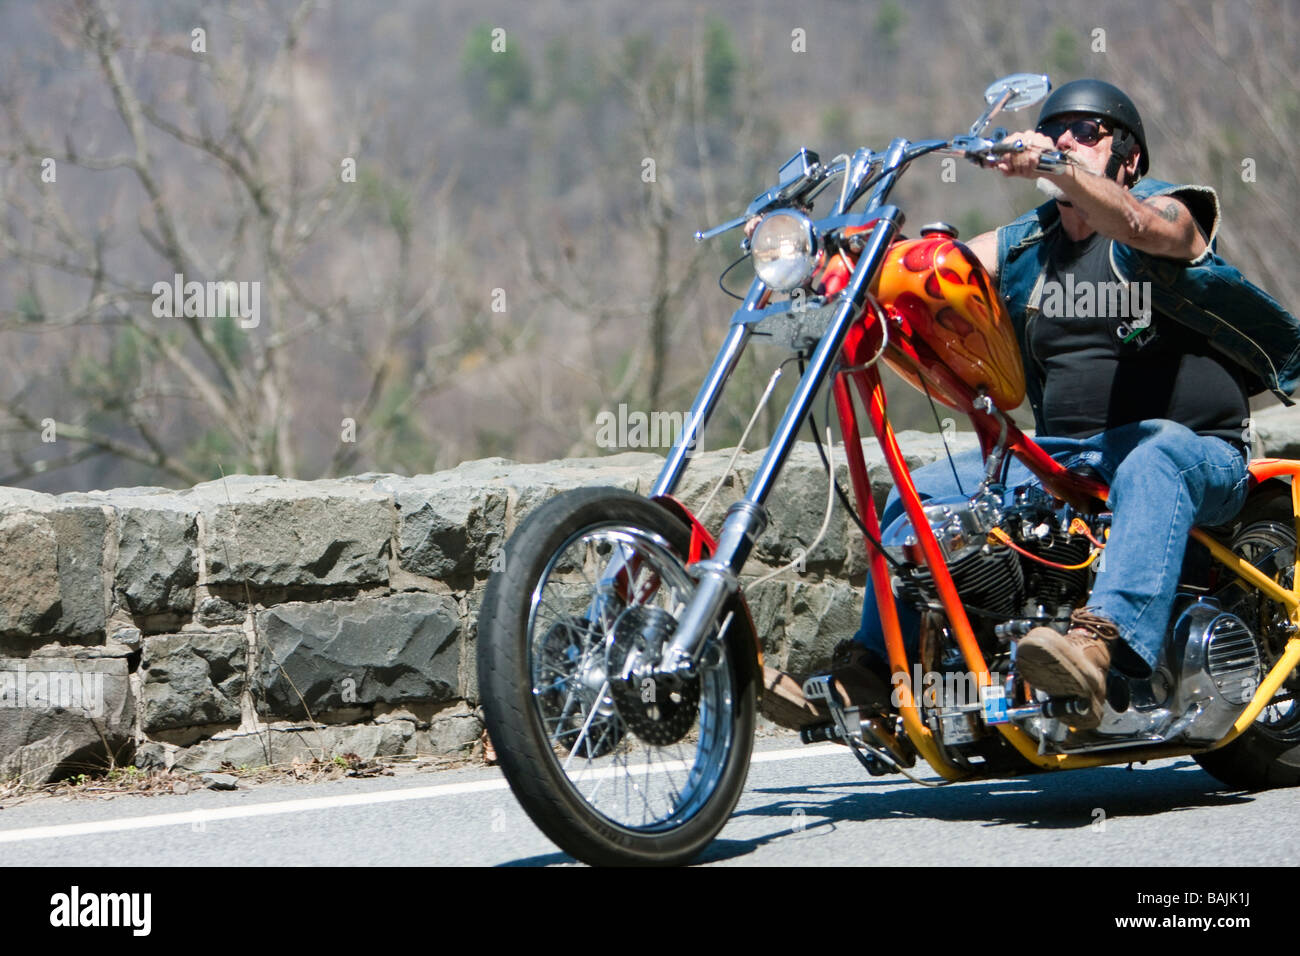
[1002,141,1071,173]
[950,134,1072,172]
[694,130,1089,243]
[694,156,851,242]
[1035,149,1072,173]
[694,215,750,243]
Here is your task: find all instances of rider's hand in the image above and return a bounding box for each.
[992,129,1059,179]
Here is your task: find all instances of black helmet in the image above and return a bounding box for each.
[1037,78,1149,179]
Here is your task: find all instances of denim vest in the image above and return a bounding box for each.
[994,177,1300,434]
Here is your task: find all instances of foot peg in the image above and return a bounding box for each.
[799,722,840,745]
[1040,696,1093,721]
[800,721,892,775]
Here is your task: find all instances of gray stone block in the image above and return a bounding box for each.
[201,771,239,790]
[48,505,110,639]
[782,581,868,678]
[0,656,134,784]
[498,453,658,526]
[188,476,393,588]
[0,511,61,635]
[141,629,246,731]
[196,596,244,625]
[417,706,483,755]
[387,477,508,580]
[172,721,415,772]
[379,453,659,582]
[114,502,198,616]
[755,454,852,571]
[738,580,788,662]
[256,593,461,718]
[0,498,114,643]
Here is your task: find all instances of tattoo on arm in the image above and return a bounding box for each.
[1148,199,1182,223]
[1136,196,1206,258]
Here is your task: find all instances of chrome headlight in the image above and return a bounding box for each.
[751,210,819,291]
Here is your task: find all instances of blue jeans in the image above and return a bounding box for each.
[853,419,1250,676]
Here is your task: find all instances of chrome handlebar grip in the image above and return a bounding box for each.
[1035,149,1069,173]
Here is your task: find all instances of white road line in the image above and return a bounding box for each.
[0,743,844,845]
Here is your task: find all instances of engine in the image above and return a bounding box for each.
[883,484,1102,640]
[879,485,1272,750]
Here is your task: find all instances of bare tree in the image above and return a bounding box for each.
[0,0,480,486]
[517,21,790,460]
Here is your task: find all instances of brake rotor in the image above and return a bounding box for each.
[608,605,700,746]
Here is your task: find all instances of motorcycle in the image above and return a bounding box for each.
[476,73,1300,866]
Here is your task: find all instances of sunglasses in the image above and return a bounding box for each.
[1036,117,1110,146]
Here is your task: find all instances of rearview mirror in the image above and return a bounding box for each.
[969,73,1051,136]
[983,73,1052,112]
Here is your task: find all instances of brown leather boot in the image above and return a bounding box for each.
[825,639,895,715]
[760,640,894,730]
[1017,607,1119,730]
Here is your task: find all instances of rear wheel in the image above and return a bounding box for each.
[477,487,757,865]
[1195,483,1300,788]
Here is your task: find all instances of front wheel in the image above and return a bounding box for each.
[477,487,756,865]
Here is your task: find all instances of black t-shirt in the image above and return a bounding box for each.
[1028,230,1248,449]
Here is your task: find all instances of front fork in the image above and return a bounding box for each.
[649,206,905,681]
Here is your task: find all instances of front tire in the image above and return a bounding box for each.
[477,487,756,865]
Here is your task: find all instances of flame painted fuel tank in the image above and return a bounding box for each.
[874,236,1025,412]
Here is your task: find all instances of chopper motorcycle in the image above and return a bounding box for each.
[475,73,1300,866]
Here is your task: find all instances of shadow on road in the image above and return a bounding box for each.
[690,759,1257,864]
[747,759,1248,824]
[495,759,1256,866]
[497,851,578,867]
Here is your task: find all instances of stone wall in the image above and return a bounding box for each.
[2,403,1296,784]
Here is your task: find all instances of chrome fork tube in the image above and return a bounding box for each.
[658,206,905,679]
[864,139,908,211]
[651,280,764,499]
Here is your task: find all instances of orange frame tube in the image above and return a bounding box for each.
[831,371,965,780]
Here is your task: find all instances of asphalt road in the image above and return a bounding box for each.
[2,736,1297,866]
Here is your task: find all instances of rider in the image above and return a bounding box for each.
[763,78,1300,730]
